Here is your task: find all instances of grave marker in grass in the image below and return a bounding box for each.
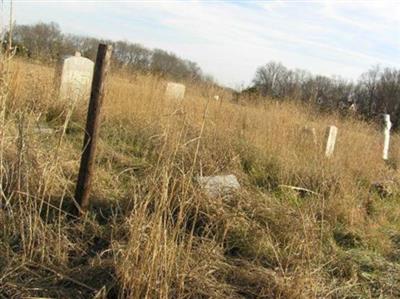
[74,44,112,215]
[196,175,240,198]
[325,125,338,158]
[59,51,94,103]
[383,114,392,161]
[165,82,186,101]
[301,126,317,145]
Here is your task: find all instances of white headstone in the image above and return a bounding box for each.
[165,82,186,101]
[383,114,392,160]
[196,175,240,198]
[213,95,220,101]
[59,52,94,102]
[325,125,338,158]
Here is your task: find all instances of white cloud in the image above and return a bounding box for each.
[9,0,400,87]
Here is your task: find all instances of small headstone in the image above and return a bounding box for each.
[383,114,392,161]
[301,126,317,145]
[196,175,240,198]
[325,125,338,157]
[214,95,220,101]
[59,51,94,102]
[165,82,186,101]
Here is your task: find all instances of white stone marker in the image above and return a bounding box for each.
[196,175,240,198]
[165,82,186,101]
[325,125,338,158]
[59,52,94,102]
[383,114,392,160]
[213,95,220,101]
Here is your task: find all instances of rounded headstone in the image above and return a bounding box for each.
[59,53,94,102]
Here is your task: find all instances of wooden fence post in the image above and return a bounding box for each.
[383,114,392,161]
[325,125,338,158]
[74,44,112,214]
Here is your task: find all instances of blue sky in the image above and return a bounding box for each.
[4,0,400,87]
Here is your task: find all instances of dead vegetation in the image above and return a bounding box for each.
[1,56,400,298]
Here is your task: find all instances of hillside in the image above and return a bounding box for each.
[1,57,400,298]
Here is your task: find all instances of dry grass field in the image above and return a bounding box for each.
[1,56,400,298]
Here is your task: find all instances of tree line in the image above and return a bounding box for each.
[5,22,210,83]
[250,61,400,129]
[5,22,400,128]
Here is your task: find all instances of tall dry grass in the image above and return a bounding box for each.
[0,57,400,298]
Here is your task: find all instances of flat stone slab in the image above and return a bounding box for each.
[196,175,240,198]
[33,124,55,135]
[34,128,54,134]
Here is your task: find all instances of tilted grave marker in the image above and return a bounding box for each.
[325,125,338,158]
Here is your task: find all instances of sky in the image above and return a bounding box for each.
[3,0,400,87]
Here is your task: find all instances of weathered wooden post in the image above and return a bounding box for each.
[325,125,338,158]
[383,114,392,161]
[74,44,112,214]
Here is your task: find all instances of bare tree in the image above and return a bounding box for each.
[253,62,291,98]
[13,22,63,61]
[358,65,381,117]
[113,41,151,72]
[11,21,206,82]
